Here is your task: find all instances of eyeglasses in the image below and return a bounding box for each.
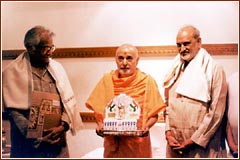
[37,45,56,53]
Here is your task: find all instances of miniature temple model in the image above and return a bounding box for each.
[103,93,142,136]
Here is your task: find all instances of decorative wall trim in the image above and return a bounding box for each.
[80,111,165,123]
[3,111,165,122]
[80,112,96,122]
[2,43,238,60]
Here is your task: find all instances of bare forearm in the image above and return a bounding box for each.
[145,114,158,129]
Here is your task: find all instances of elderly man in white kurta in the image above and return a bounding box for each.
[163,25,227,158]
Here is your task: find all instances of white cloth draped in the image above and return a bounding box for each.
[2,51,83,135]
[163,48,213,103]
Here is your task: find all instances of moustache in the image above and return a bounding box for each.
[180,49,190,54]
[120,66,129,70]
[43,55,52,59]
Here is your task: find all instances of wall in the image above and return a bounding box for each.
[1,1,239,110]
[1,1,239,49]
[1,2,238,158]
[2,54,238,112]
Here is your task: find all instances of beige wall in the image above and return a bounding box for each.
[2,1,239,112]
[2,55,238,112]
[2,1,239,49]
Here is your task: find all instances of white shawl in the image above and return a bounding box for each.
[163,48,213,103]
[2,51,83,135]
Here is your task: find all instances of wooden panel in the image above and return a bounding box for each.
[80,112,96,122]
[80,111,166,123]
[3,111,165,123]
[2,43,238,60]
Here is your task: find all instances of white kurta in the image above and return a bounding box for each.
[165,60,227,158]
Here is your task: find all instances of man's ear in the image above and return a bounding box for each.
[197,37,202,43]
[27,46,36,54]
[197,37,202,48]
[136,57,140,65]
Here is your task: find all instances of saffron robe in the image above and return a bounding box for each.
[86,69,165,158]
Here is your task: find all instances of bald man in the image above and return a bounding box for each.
[163,25,227,158]
[86,44,165,158]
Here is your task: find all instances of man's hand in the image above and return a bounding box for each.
[140,115,158,137]
[166,131,181,148]
[166,131,195,155]
[42,125,65,144]
[172,139,194,155]
[34,125,65,148]
[96,122,104,137]
[141,125,149,137]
